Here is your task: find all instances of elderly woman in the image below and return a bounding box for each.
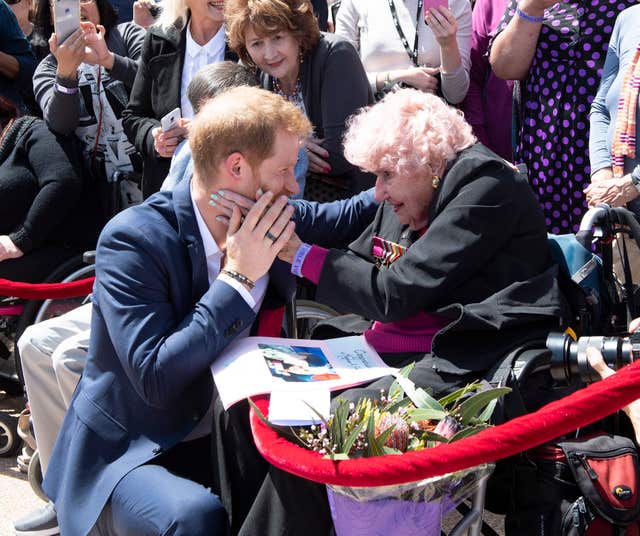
[211,88,567,535]
[122,0,237,196]
[224,0,374,199]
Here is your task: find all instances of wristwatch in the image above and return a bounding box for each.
[631,165,640,193]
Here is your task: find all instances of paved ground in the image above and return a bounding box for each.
[0,393,44,536]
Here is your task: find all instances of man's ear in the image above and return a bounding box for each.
[224,152,246,181]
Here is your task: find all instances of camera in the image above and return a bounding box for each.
[546,332,640,383]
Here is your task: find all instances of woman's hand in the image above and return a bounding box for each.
[584,175,638,208]
[50,28,86,79]
[425,6,458,48]
[224,192,296,283]
[591,168,614,184]
[0,236,23,262]
[277,232,303,265]
[82,22,115,70]
[152,119,190,158]
[389,67,440,93]
[302,136,331,174]
[133,0,158,29]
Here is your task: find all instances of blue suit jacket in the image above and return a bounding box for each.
[42,179,299,535]
[43,179,377,535]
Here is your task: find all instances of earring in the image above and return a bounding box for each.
[431,175,440,189]
[299,49,304,64]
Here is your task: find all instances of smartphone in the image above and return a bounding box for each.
[53,0,80,44]
[160,107,181,132]
[423,0,448,16]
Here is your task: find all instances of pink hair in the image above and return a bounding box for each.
[343,89,476,179]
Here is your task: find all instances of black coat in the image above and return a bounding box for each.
[315,143,569,374]
[122,20,237,197]
[261,33,375,194]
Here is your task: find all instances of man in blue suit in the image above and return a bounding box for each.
[39,86,312,536]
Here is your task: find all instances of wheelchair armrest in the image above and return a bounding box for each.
[82,251,96,265]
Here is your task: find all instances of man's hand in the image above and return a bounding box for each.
[152,119,189,158]
[224,192,295,283]
[389,67,440,93]
[0,236,23,262]
[50,28,86,79]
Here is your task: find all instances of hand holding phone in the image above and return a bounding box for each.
[160,107,182,132]
[53,0,80,44]
[423,0,448,17]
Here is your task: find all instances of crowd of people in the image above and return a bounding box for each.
[0,0,639,534]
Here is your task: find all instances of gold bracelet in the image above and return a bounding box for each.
[221,269,255,290]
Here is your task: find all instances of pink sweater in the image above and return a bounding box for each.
[301,245,449,354]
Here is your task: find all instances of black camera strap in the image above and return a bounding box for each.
[387,0,424,67]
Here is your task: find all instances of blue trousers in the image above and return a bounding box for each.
[91,438,227,536]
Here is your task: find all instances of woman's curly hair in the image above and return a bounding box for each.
[343,89,476,181]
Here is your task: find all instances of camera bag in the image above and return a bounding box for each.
[504,433,640,535]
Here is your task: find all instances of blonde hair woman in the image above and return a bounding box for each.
[122,0,236,196]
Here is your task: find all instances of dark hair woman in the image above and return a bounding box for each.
[225,0,375,199]
[0,97,99,282]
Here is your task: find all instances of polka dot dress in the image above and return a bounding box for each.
[497,0,635,234]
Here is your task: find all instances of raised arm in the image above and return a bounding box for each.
[490,0,557,81]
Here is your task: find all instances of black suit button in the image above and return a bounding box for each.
[193,413,200,421]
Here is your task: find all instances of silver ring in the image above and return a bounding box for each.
[265,231,277,242]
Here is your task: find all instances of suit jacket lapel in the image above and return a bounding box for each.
[173,179,209,303]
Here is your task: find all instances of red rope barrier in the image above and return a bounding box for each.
[250,359,640,487]
[0,277,95,300]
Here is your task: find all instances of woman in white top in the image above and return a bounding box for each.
[335,0,472,104]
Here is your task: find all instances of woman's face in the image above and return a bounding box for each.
[244,25,301,82]
[373,168,436,230]
[186,0,225,27]
[79,0,100,25]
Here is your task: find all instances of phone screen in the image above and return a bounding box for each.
[423,0,448,16]
[53,0,80,44]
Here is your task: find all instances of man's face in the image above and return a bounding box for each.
[246,129,300,199]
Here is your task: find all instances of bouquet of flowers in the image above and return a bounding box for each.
[250,364,511,535]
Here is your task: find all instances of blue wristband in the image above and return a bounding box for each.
[516,6,544,23]
[291,243,312,277]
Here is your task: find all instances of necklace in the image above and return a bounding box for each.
[272,77,302,102]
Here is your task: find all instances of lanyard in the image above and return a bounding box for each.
[387,0,424,67]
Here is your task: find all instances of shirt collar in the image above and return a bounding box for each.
[190,184,222,262]
[185,22,226,59]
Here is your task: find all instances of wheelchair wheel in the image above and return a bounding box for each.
[13,255,94,386]
[28,448,47,501]
[294,299,339,340]
[0,412,21,457]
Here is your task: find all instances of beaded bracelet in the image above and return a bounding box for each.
[516,6,544,23]
[221,269,255,290]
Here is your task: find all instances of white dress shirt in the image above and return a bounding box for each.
[185,188,268,440]
[180,23,227,119]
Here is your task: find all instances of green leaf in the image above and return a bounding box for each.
[342,418,367,455]
[367,413,386,457]
[407,408,446,422]
[388,363,416,400]
[437,382,482,408]
[384,395,413,414]
[382,446,403,455]
[476,397,500,423]
[449,423,489,442]
[421,431,452,443]
[247,398,301,444]
[456,387,511,425]
[393,375,443,411]
[324,452,350,460]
